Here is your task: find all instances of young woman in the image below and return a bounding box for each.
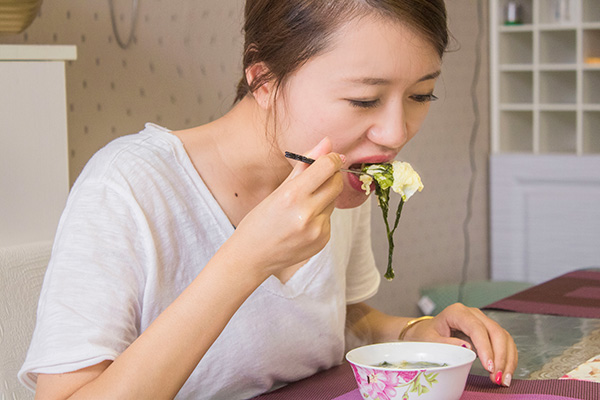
[20,1,517,398]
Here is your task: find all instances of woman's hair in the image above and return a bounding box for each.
[234,0,448,103]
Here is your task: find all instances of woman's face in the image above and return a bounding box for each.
[275,15,442,209]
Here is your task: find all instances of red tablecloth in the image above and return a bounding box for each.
[484,270,600,318]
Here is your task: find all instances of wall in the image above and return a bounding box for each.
[0,0,245,181]
[1,0,490,317]
[367,0,491,316]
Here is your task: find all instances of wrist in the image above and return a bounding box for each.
[398,316,434,341]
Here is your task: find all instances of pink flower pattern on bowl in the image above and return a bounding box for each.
[350,364,440,400]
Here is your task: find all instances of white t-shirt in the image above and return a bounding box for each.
[18,123,380,399]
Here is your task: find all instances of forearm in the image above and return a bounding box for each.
[69,242,268,399]
[346,302,413,344]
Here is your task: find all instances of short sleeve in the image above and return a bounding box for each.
[18,178,149,390]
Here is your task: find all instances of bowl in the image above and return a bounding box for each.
[0,0,43,34]
[346,342,476,400]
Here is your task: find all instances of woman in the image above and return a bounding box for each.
[20,0,517,398]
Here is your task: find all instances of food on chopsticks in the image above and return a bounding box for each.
[359,161,423,281]
[375,360,449,369]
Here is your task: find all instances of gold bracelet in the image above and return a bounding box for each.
[398,316,434,341]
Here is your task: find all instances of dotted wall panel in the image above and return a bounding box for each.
[1,0,244,181]
[1,0,491,317]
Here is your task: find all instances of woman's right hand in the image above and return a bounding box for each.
[230,137,344,278]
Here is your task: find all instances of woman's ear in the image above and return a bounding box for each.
[245,62,273,110]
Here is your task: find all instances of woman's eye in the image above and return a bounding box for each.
[349,99,380,109]
[410,93,438,103]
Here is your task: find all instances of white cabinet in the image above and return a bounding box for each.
[0,45,77,246]
[490,1,600,283]
[490,0,600,154]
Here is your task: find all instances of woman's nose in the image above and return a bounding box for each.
[367,104,408,150]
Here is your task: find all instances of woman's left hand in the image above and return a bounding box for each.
[403,303,518,387]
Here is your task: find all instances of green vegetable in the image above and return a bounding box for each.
[375,360,449,369]
[362,163,404,281]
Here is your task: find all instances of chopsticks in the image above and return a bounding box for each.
[284,151,368,176]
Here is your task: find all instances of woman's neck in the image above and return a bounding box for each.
[174,96,291,226]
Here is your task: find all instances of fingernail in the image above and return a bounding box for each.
[495,371,503,385]
[339,154,346,164]
[503,373,512,387]
[487,360,495,373]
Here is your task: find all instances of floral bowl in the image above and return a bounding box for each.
[346,342,476,400]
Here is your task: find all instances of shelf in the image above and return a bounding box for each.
[500,104,534,111]
[500,71,533,103]
[499,24,534,32]
[539,30,577,64]
[491,0,600,155]
[499,31,533,64]
[538,0,580,25]
[539,111,577,153]
[538,63,577,71]
[583,29,600,60]
[583,112,600,153]
[582,0,600,23]
[583,70,600,104]
[499,64,534,71]
[499,111,533,152]
[496,0,533,26]
[539,71,576,104]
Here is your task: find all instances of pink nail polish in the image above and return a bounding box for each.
[495,371,503,385]
[487,360,494,373]
[503,373,512,387]
[461,344,467,348]
[339,154,347,163]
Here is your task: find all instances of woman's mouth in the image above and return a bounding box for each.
[345,164,374,193]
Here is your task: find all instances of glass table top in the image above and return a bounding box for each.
[469,310,600,379]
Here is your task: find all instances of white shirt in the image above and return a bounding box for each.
[19,123,380,399]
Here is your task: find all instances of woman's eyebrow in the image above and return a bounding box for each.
[343,70,441,86]
[418,70,441,82]
[343,77,390,86]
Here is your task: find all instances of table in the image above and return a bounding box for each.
[254,270,600,399]
[473,311,600,380]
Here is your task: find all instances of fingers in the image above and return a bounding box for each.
[283,137,344,214]
[465,308,517,387]
[434,304,518,387]
[286,136,334,181]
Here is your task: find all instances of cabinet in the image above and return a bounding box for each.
[490,0,600,154]
[489,2,600,284]
[0,45,77,246]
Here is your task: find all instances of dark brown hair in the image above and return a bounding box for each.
[234,0,448,103]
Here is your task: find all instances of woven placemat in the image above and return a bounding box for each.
[529,327,600,380]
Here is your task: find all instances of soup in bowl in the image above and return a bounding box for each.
[346,342,476,400]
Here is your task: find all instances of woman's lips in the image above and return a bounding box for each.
[346,170,374,193]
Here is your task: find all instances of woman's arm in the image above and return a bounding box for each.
[346,302,518,387]
[35,145,344,399]
[36,239,272,400]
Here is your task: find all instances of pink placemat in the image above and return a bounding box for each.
[252,363,357,400]
[253,363,600,400]
[484,270,600,318]
[333,375,600,400]
[335,389,585,400]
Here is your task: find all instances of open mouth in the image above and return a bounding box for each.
[348,162,378,172]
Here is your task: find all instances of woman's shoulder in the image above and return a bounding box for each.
[77,123,186,183]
